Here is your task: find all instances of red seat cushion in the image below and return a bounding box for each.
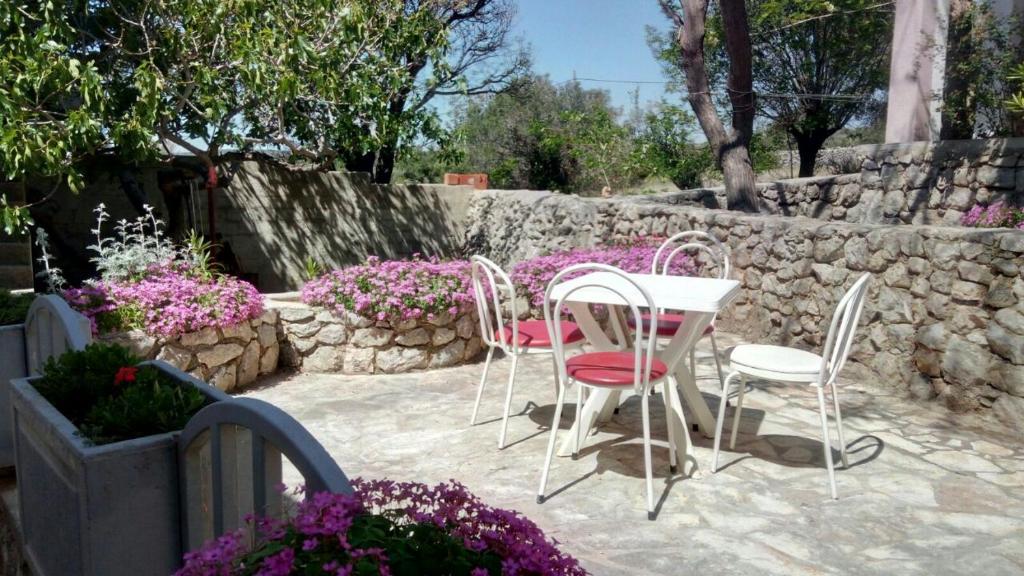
[626,313,715,337]
[565,351,669,386]
[499,320,584,348]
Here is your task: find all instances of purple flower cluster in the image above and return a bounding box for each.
[64,262,264,337]
[511,239,699,308]
[302,256,475,322]
[961,201,1024,229]
[177,479,587,576]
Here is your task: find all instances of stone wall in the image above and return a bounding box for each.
[100,310,280,392]
[654,138,1024,226]
[270,296,483,374]
[464,189,1024,432]
[206,162,475,292]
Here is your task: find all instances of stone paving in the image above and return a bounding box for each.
[242,331,1024,576]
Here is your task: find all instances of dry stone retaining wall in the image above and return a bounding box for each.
[99,309,280,392]
[464,190,1024,432]
[654,138,1024,226]
[270,298,484,374]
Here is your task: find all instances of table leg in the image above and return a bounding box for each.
[674,363,717,438]
[558,388,615,456]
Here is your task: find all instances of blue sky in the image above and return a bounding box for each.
[511,0,675,112]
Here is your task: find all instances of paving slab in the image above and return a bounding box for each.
[242,332,1024,576]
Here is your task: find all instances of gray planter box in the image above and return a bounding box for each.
[11,361,230,576]
[0,324,27,472]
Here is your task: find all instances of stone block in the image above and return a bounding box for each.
[985,277,1018,308]
[197,343,245,368]
[395,328,430,346]
[258,323,277,347]
[432,327,456,346]
[429,340,466,369]
[180,327,219,347]
[285,320,322,338]
[975,165,1014,189]
[293,337,318,353]
[987,323,1024,364]
[259,342,279,375]
[916,323,948,351]
[343,347,375,373]
[956,261,993,284]
[940,337,994,388]
[316,323,347,345]
[992,394,1024,433]
[278,307,316,323]
[237,340,261,386]
[455,314,476,339]
[220,322,254,341]
[155,345,193,372]
[994,308,1024,335]
[304,346,345,373]
[351,327,393,347]
[344,311,374,328]
[951,281,987,303]
[210,363,237,391]
[376,347,428,373]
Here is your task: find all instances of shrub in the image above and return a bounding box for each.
[33,343,208,445]
[177,479,587,576]
[961,201,1024,229]
[511,238,699,308]
[0,289,34,326]
[302,256,475,322]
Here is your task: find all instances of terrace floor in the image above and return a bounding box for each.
[243,331,1024,576]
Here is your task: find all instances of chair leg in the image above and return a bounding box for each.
[537,383,568,504]
[709,333,726,390]
[829,382,849,469]
[573,383,584,458]
[641,392,655,520]
[817,386,839,500]
[550,354,560,401]
[712,371,740,473]
[498,354,519,449]
[662,384,677,474]
[469,347,495,425]
[729,375,746,450]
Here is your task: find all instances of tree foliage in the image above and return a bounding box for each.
[2,0,453,234]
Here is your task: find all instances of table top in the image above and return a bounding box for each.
[548,272,741,313]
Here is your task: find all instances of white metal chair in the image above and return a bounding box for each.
[630,230,730,389]
[712,273,872,499]
[536,263,684,520]
[469,256,585,449]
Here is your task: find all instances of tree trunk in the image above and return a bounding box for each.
[660,0,759,211]
[793,131,829,177]
[344,151,376,175]
[373,143,397,184]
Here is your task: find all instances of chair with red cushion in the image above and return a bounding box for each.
[630,231,730,391]
[536,263,684,520]
[469,256,585,449]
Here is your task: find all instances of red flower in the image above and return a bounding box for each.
[114,366,138,386]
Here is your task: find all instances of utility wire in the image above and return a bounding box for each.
[565,77,873,101]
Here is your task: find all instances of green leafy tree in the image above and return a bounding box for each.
[652,0,892,178]
[634,103,713,190]
[348,0,530,184]
[0,2,156,234]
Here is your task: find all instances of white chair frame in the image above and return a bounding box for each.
[712,273,872,499]
[652,231,730,389]
[536,263,684,520]
[469,255,583,449]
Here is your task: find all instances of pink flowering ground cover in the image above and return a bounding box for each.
[64,262,264,337]
[177,479,587,576]
[302,256,475,322]
[511,238,699,308]
[961,202,1024,229]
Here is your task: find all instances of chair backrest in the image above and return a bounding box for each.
[818,273,872,386]
[653,230,730,280]
[470,255,520,354]
[542,263,660,395]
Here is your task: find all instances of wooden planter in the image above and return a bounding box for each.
[10,361,229,576]
[0,324,27,472]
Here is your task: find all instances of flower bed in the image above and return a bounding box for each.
[178,479,586,576]
[511,238,699,309]
[961,201,1024,229]
[287,257,482,374]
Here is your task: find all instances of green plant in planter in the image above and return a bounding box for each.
[35,343,207,445]
[0,289,34,326]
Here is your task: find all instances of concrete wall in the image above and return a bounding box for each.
[208,162,475,292]
[658,138,1024,226]
[464,189,1024,432]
